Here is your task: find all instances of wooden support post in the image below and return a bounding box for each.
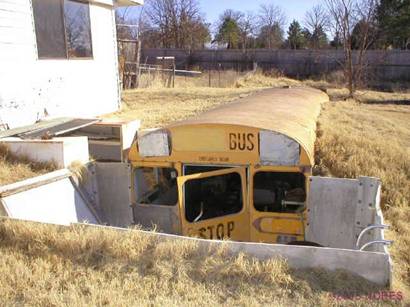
[135,39,141,88]
[172,64,176,88]
[218,63,221,88]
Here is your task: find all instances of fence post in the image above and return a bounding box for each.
[135,39,141,88]
[172,64,176,88]
[218,63,221,88]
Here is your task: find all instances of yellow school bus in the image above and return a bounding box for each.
[129,87,329,244]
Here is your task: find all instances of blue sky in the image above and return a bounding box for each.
[199,0,324,29]
[121,1,325,34]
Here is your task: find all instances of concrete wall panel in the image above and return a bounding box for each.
[75,223,392,286]
[0,170,97,225]
[306,176,387,252]
[94,162,133,227]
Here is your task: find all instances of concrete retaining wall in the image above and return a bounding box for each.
[306,176,387,252]
[77,162,133,228]
[75,223,392,287]
[0,170,98,225]
[1,137,90,168]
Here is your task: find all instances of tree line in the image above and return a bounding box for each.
[117,0,409,97]
[117,0,409,51]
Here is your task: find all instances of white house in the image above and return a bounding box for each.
[0,0,143,128]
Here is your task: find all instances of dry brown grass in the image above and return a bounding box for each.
[105,71,318,129]
[102,74,409,305]
[137,70,248,89]
[0,219,387,306]
[0,144,57,186]
[105,87,260,129]
[0,72,409,305]
[235,71,301,89]
[314,99,410,301]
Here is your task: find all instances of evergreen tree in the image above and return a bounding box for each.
[310,25,328,49]
[351,20,378,50]
[302,26,328,49]
[330,31,343,49]
[377,0,410,49]
[287,20,306,49]
[215,17,241,49]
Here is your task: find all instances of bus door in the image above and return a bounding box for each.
[177,167,250,241]
[249,167,306,244]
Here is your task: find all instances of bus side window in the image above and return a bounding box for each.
[135,167,178,206]
[253,172,306,213]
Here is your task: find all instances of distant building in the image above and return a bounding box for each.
[0,0,143,128]
[205,41,228,50]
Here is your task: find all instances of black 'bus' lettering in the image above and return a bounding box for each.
[229,133,236,150]
[247,134,255,151]
[229,133,255,151]
[238,133,246,150]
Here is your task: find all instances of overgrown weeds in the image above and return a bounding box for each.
[0,73,409,305]
[314,100,410,300]
[0,144,57,186]
[0,219,386,306]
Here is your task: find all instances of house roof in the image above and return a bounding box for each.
[88,0,142,7]
[115,0,143,6]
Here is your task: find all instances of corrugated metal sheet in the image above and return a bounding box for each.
[0,118,100,139]
[20,118,100,139]
[0,117,72,139]
[169,87,329,164]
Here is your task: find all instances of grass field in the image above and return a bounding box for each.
[0,144,57,186]
[315,100,410,300]
[0,72,409,305]
[0,219,386,306]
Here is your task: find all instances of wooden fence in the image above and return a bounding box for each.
[141,48,410,83]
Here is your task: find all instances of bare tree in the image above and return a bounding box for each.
[116,6,146,41]
[305,4,330,33]
[143,0,209,50]
[304,4,330,49]
[239,11,256,50]
[257,4,286,49]
[325,0,379,96]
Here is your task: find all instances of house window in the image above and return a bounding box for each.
[32,0,93,59]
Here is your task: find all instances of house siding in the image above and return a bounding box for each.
[0,0,121,128]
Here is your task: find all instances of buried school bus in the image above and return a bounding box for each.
[129,87,329,244]
[129,88,388,247]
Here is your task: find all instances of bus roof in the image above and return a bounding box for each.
[168,87,329,164]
